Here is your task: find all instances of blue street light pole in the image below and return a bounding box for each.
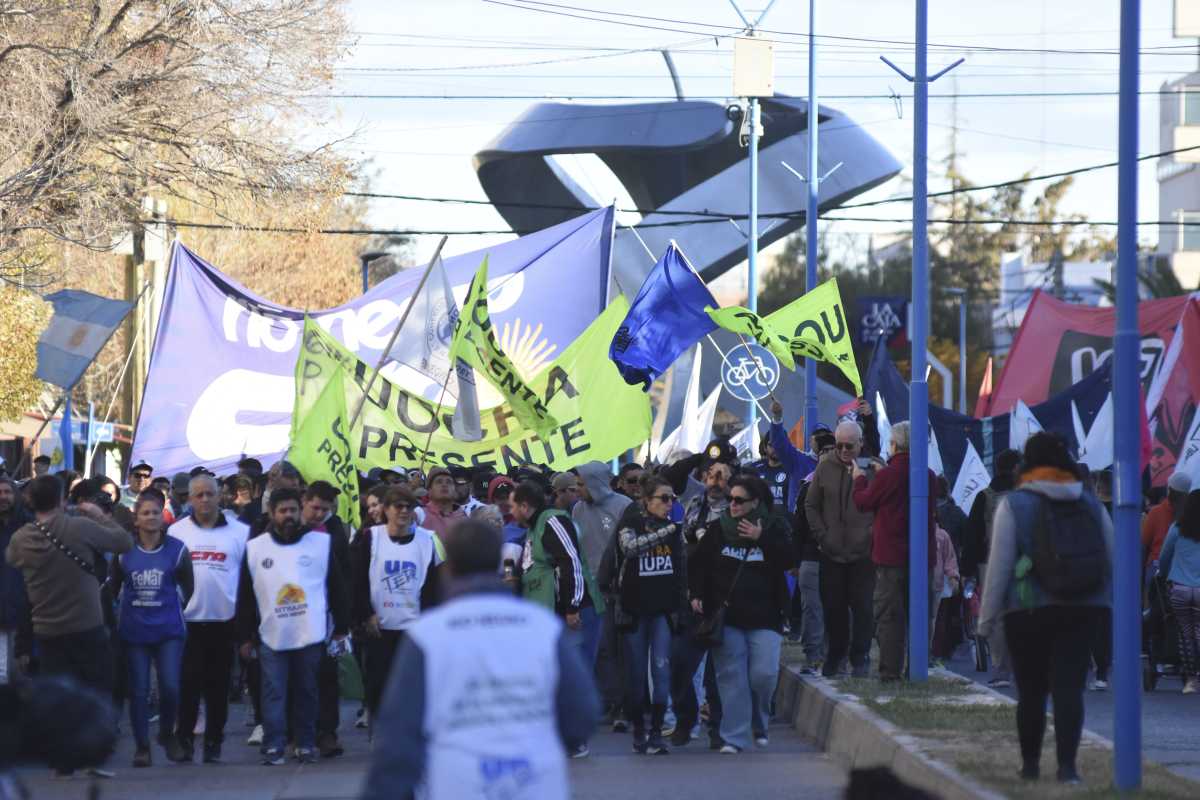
[1113,0,1142,789]
[748,94,760,431]
[883,2,962,684]
[804,0,820,439]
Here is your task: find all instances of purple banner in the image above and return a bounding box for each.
[131,207,614,477]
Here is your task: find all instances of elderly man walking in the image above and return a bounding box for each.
[852,421,937,682]
[805,420,876,678]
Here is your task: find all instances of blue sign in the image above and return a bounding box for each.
[720,343,780,401]
[856,296,907,346]
[50,418,114,444]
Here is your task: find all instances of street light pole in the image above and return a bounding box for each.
[1112,0,1142,789]
[804,0,821,439]
[946,287,967,414]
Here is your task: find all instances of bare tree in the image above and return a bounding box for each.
[0,0,353,286]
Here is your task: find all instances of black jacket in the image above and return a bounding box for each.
[613,504,685,616]
[530,506,591,617]
[688,512,796,632]
[0,506,32,656]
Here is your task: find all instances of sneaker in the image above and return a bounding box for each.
[193,712,206,736]
[1020,762,1040,781]
[719,744,741,754]
[645,732,668,755]
[631,729,647,755]
[163,734,189,763]
[133,748,152,768]
[568,744,589,759]
[85,768,116,779]
[247,725,264,746]
[708,731,724,750]
[203,741,222,763]
[611,718,629,733]
[669,726,692,748]
[799,665,818,676]
[1183,678,1198,695]
[317,733,344,758]
[296,748,318,765]
[148,713,160,724]
[987,678,1012,689]
[262,749,287,766]
[1089,678,1109,691]
[754,735,769,748]
[1057,765,1082,785]
[355,709,369,729]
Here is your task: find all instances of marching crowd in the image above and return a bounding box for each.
[1,395,1199,794]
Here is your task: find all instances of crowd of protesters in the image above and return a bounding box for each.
[1,395,1197,792]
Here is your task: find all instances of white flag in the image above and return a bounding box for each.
[680,386,722,456]
[656,346,702,462]
[1174,408,1200,483]
[730,423,761,463]
[1009,399,1043,452]
[928,426,944,477]
[952,441,991,513]
[875,392,892,457]
[1078,393,1114,472]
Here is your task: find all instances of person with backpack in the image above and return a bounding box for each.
[1157,488,1200,694]
[978,432,1113,785]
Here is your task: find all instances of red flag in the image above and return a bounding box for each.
[973,356,994,418]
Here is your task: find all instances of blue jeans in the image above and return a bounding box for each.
[562,605,602,668]
[623,614,671,722]
[259,643,323,752]
[711,626,782,750]
[126,637,185,749]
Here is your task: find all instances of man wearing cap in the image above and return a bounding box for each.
[169,472,192,520]
[1145,471,1191,572]
[552,473,580,512]
[421,468,465,543]
[121,462,153,510]
[450,467,482,516]
[31,454,51,478]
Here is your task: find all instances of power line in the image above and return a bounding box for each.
[316,89,1198,101]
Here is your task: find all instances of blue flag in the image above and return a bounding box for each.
[609,244,718,390]
[36,289,133,389]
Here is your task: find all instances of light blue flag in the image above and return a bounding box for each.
[609,243,718,390]
[36,290,133,389]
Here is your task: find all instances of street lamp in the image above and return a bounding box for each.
[945,288,967,414]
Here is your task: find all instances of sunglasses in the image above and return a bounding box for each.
[649,493,676,503]
[624,476,642,484]
[132,472,151,480]
[729,495,753,505]
[835,442,858,451]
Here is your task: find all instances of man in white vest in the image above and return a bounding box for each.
[361,519,600,800]
[237,488,349,766]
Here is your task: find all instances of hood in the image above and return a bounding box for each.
[576,461,617,504]
[1018,466,1083,502]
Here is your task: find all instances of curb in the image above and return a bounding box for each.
[776,665,1006,800]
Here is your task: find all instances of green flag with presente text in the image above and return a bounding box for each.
[288,343,361,530]
[448,257,557,437]
[297,297,651,474]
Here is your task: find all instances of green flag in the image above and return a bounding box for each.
[706,278,862,394]
[300,298,650,474]
[288,337,361,530]
[448,257,557,437]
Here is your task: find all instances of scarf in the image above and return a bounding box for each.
[718,503,768,546]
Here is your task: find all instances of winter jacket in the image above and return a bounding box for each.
[614,504,685,616]
[1142,498,1177,568]
[0,507,31,631]
[963,473,1016,578]
[978,468,1114,638]
[804,454,873,564]
[572,461,632,576]
[852,451,937,569]
[688,511,796,632]
[5,511,132,638]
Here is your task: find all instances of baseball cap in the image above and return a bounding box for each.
[171,472,191,492]
[1168,471,1192,494]
[702,439,738,467]
[813,422,832,433]
[552,472,578,491]
[426,466,452,487]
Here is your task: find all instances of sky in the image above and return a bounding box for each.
[319,0,1199,270]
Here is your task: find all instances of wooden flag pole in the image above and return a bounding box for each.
[349,235,448,431]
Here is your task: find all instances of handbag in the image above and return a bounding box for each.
[692,556,749,650]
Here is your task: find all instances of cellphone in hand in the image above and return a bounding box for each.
[854,457,872,470]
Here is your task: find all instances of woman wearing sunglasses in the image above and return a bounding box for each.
[613,473,686,755]
[688,474,796,753]
[350,486,442,732]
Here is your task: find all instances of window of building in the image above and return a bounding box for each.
[1182,89,1200,126]
[1179,211,1200,251]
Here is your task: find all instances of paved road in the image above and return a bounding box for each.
[947,652,1200,781]
[13,700,846,800]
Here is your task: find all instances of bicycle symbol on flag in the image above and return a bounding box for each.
[720,343,781,401]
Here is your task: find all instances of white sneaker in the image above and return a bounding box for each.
[1089,679,1109,691]
[355,709,369,729]
[193,711,206,736]
[754,736,769,748]
[246,725,263,746]
[1183,678,1198,695]
[719,744,741,754]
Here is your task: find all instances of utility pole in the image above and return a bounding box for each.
[1113,0,1142,789]
[121,198,169,445]
[729,0,778,431]
[804,0,820,439]
[883,3,963,684]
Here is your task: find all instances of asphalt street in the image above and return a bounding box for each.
[12,699,847,800]
[947,652,1200,781]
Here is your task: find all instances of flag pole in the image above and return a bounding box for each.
[349,236,449,431]
[416,370,455,474]
[11,395,67,477]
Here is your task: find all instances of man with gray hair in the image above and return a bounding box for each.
[169,473,251,762]
[852,420,937,681]
[805,419,876,678]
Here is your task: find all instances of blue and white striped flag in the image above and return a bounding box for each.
[35,290,133,389]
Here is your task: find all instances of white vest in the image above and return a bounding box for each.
[246,531,330,651]
[409,594,568,800]
[368,525,438,631]
[170,516,250,622]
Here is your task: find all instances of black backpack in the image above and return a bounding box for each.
[1026,491,1108,598]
